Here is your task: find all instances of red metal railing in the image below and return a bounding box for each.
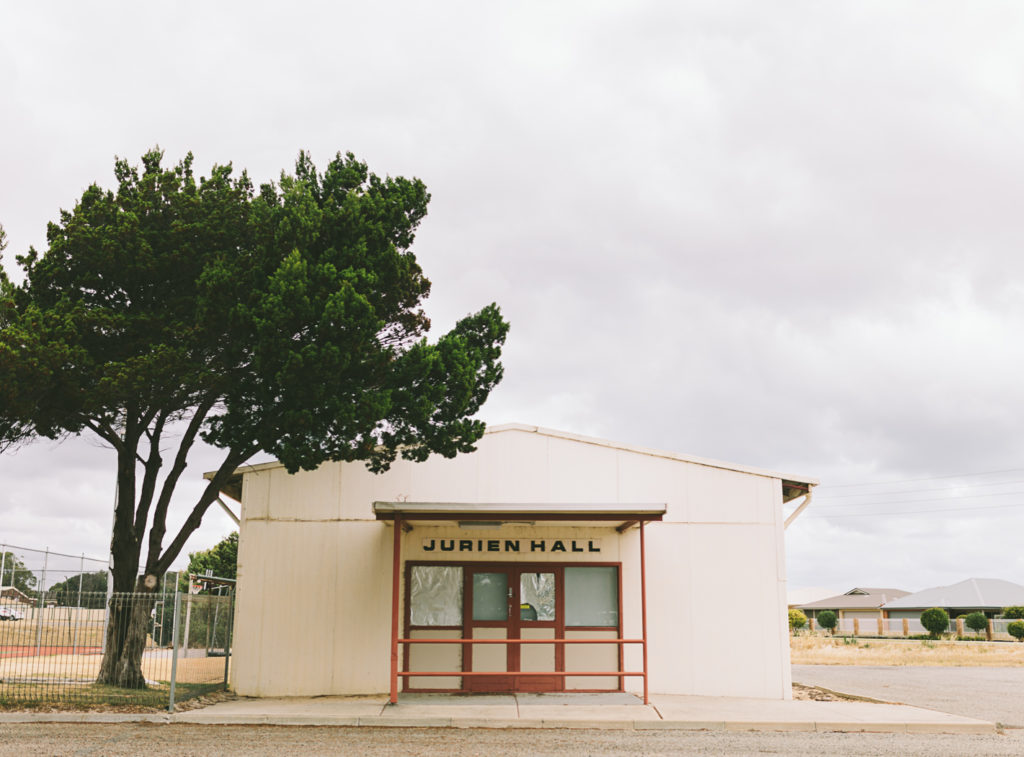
[389,517,652,705]
[395,637,647,684]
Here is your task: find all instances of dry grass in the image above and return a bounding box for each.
[791,634,1024,666]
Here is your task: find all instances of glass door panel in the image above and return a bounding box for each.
[472,572,509,621]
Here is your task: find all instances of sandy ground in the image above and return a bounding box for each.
[0,653,227,684]
[0,724,1020,757]
[791,636,1024,667]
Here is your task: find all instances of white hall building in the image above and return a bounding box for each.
[212,424,816,702]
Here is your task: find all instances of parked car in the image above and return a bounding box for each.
[0,606,25,621]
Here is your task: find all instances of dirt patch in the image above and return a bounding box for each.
[791,635,1024,667]
[791,682,845,701]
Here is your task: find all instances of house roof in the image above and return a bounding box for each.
[881,578,1024,610]
[208,423,819,504]
[796,587,910,610]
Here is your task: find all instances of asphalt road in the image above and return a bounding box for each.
[793,665,1024,728]
[0,724,1022,757]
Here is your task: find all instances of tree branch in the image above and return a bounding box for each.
[81,418,125,453]
[143,396,218,571]
[132,410,167,541]
[152,443,258,576]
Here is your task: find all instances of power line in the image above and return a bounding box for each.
[815,476,1024,500]
[824,467,1024,489]
[805,501,1024,519]
[813,488,1024,509]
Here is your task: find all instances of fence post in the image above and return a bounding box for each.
[853,618,860,636]
[808,617,815,632]
[35,547,49,657]
[223,588,235,688]
[877,618,884,636]
[0,546,6,587]
[903,618,909,637]
[169,591,182,713]
[986,620,993,641]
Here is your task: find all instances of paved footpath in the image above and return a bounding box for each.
[0,691,994,734]
[793,665,1024,728]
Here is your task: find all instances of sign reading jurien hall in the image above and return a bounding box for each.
[422,538,602,553]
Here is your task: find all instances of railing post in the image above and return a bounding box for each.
[640,520,649,705]
[169,591,182,713]
[389,516,402,705]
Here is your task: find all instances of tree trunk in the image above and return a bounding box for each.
[95,576,157,689]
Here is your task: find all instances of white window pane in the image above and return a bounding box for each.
[410,565,463,626]
[565,567,618,627]
[520,572,555,621]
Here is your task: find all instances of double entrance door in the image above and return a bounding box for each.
[464,565,561,692]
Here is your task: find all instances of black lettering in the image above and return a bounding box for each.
[459,540,473,551]
[588,540,600,552]
[571,540,584,552]
[440,539,455,552]
[423,539,436,552]
[531,540,546,552]
[551,540,566,552]
[505,540,520,552]
[478,540,483,552]
[487,540,500,552]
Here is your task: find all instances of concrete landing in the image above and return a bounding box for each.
[163,691,995,734]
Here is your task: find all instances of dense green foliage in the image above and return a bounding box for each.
[920,607,950,638]
[0,149,508,686]
[816,610,837,634]
[1002,606,1024,620]
[48,571,108,607]
[963,611,988,635]
[0,551,38,595]
[788,608,807,632]
[178,532,237,592]
[1008,621,1024,641]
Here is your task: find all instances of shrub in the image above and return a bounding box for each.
[1002,606,1024,620]
[920,607,950,639]
[817,610,837,635]
[964,612,988,635]
[789,609,808,632]
[1008,621,1024,642]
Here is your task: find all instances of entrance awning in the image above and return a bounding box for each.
[382,502,660,705]
[373,502,666,531]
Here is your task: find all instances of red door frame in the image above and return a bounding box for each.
[402,560,624,694]
[388,516,654,704]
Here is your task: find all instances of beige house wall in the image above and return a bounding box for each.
[231,426,802,700]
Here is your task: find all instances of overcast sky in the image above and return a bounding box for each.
[2,2,1024,594]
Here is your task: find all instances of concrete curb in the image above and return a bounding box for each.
[0,712,997,734]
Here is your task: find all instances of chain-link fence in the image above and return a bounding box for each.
[1,545,233,710]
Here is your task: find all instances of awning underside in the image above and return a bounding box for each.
[373,501,666,529]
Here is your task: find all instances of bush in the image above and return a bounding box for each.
[789,609,807,632]
[964,612,988,635]
[920,607,950,639]
[817,610,837,635]
[1008,621,1024,642]
[1002,606,1024,620]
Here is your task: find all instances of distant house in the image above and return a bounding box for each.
[0,586,35,605]
[881,578,1024,619]
[796,587,909,622]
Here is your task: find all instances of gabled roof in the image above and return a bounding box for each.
[882,578,1024,610]
[208,423,819,503]
[797,587,909,610]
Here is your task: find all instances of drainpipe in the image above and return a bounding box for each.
[784,490,813,530]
